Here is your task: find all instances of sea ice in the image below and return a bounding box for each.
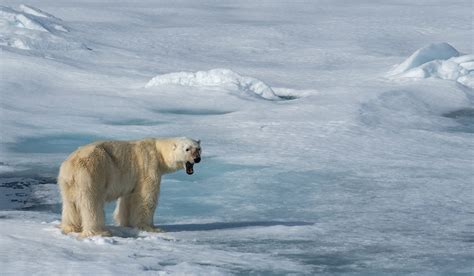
[0,1,473,275]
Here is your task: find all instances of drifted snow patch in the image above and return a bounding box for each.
[0,4,86,51]
[387,43,474,88]
[17,4,58,20]
[146,69,281,100]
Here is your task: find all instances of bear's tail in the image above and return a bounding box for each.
[57,160,74,189]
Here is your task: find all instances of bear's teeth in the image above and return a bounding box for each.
[185,161,194,175]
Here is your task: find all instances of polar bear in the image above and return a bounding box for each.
[58,137,201,237]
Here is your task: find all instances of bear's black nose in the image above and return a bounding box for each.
[194,157,201,163]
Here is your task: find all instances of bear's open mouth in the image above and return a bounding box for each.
[185,161,194,175]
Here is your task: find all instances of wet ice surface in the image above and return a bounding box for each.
[1,0,474,275]
[443,108,474,133]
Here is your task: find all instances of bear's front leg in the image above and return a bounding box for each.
[128,179,164,233]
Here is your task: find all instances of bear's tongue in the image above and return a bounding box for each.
[185,162,194,175]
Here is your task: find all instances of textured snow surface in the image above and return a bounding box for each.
[0,4,85,51]
[1,1,473,275]
[388,42,474,88]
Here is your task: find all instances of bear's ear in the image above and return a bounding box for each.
[172,143,177,150]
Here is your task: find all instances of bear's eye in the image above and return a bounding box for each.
[186,147,190,152]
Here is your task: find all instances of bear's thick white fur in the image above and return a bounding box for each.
[58,137,201,237]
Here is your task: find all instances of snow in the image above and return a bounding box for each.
[0,4,83,51]
[17,4,55,19]
[388,42,474,88]
[146,68,281,100]
[0,216,314,275]
[1,0,473,275]
[388,42,460,75]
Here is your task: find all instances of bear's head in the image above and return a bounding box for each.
[173,137,201,175]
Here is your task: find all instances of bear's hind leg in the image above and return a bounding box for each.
[60,198,82,234]
[79,193,111,237]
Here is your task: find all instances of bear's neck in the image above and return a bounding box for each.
[154,139,182,174]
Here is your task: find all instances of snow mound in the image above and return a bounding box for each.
[145,68,281,100]
[0,5,86,51]
[388,43,459,75]
[360,83,471,129]
[387,43,474,88]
